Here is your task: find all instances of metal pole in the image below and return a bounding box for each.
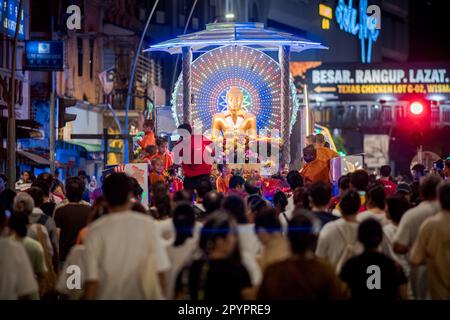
[123,0,159,163]
[50,13,56,174]
[7,0,24,185]
[49,90,55,173]
[279,45,291,167]
[103,128,108,168]
[169,0,199,95]
[182,46,192,124]
[303,83,312,136]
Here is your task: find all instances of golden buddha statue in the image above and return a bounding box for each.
[211,86,257,140]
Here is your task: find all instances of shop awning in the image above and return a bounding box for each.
[0,117,43,139]
[16,150,50,166]
[0,148,50,167]
[69,141,102,152]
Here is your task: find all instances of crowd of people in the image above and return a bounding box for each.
[1,126,449,300]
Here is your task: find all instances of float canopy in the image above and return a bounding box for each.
[144,22,327,54]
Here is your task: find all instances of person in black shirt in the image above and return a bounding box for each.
[175,212,253,300]
[340,218,408,300]
[308,182,338,228]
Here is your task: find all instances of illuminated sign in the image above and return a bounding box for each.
[319,4,333,19]
[303,62,450,100]
[335,0,380,63]
[0,0,26,40]
[25,41,64,71]
[319,4,333,30]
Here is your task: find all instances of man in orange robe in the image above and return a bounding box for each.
[216,164,232,193]
[315,133,338,163]
[300,145,330,185]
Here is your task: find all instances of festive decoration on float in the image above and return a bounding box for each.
[172,45,300,132]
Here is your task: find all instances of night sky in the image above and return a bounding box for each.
[409,0,450,61]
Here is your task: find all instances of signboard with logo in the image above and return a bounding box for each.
[114,163,149,207]
[364,134,389,169]
[25,41,64,71]
[0,0,27,39]
[302,62,450,101]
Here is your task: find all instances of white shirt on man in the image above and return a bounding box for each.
[357,209,389,226]
[394,200,440,248]
[0,237,38,299]
[285,196,295,220]
[57,245,86,300]
[237,223,262,286]
[164,237,199,299]
[382,223,411,277]
[394,200,440,300]
[315,218,363,270]
[83,211,171,299]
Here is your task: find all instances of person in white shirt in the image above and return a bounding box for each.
[273,190,289,232]
[410,181,450,300]
[15,171,32,192]
[381,195,411,278]
[357,184,389,226]
[83,173,170,300]
[0,207,39,300]
[27,187,59,268]
[12,192,54,259]
[285,171,304,220]
[393,174,441,299]
[56,245,86,300]
[316,190,363,272]
[164,202,200,299]
[222,195,263,286]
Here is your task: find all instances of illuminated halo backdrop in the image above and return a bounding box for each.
[171,45,299,133]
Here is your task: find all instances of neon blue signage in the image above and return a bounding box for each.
[336,0,380,63]
[0,0,26,40]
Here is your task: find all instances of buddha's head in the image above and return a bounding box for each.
[226,86,243,114]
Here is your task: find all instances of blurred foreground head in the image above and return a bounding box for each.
[102,173,132,209]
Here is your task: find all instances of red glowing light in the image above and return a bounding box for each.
[410,101,424,115]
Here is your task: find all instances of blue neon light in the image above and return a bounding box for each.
[0,0,26,40]
[171,45,300,133]
[335,0,380,63]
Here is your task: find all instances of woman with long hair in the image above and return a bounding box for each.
[175,212,254,300]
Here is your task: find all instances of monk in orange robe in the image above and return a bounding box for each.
[149,157,165,186]
[300,145,330,185]
[139,120,156,149]
[216,163,232,193]
[154,136,173,170]
[315,133,338,163]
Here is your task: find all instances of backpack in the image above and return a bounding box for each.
[335,225,360,274]
[36,214,49,226]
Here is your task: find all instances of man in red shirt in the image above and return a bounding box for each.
[174,123,214,192]
[377,165,397,197]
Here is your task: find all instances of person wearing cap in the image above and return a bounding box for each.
[396,182,412,202]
